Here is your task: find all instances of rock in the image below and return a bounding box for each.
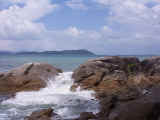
[74,112,97,120]
[97,95,118,119]
[0,73,4,78]
[96,87,142,116]
[71,56,160,120]
[93,86,160,120]
[72,56,142,95]
[141,56,160,76]
[108,86,160,120]
[0,62,62,94]
[25,108,55,120]
[72,56,160,96]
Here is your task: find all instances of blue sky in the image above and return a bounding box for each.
[37,0,109,30]
[0,0,160,55]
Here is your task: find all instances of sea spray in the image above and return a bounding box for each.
[1,72,99,119]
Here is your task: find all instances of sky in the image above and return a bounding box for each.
[0,0,160,55]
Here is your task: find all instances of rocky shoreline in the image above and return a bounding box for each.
[1,56,160,120]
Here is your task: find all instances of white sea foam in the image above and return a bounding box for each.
[2,72,99,119]
[2,72,95,105]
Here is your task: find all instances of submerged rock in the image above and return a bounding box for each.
[0,62,62,94]
[25,108,55,120]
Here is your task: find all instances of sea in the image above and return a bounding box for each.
[0,54,155,120]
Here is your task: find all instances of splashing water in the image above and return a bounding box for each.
[1,72,99,120]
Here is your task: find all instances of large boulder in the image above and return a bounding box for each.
[72,56,160,96]
[0,62,62,94]
[72,56,140,95]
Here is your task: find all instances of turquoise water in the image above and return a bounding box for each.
[0,55,99,72]
[0,54,153,72]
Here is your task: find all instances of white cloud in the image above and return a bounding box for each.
[0,0,58,41]
[0,0,100,52]
[65,0,88,10]
[90,0,160,54]
[94,0,160,25]
[2,0,58,21]
[0,0,160,54]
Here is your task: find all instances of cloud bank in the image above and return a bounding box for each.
[0,0,160,54]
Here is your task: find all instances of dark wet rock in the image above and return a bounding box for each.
[97,95,118,119]
[74,112,97,120]
[25,108,55,120]
[0,62,62,94]
[107,86,160,120]
[0,73,4,78]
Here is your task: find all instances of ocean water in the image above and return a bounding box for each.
[0,54,155,119]
[0,54,99,72]
[0,54,153,72]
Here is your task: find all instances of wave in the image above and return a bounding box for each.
[1,72,99,119]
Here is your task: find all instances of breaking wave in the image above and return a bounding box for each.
[1,72,99,119]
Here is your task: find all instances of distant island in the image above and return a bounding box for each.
[0,51,13,55]
[0,49,96,56]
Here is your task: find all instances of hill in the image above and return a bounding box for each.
[0,49,95,56]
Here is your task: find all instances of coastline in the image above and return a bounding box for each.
[0,56,160,119]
